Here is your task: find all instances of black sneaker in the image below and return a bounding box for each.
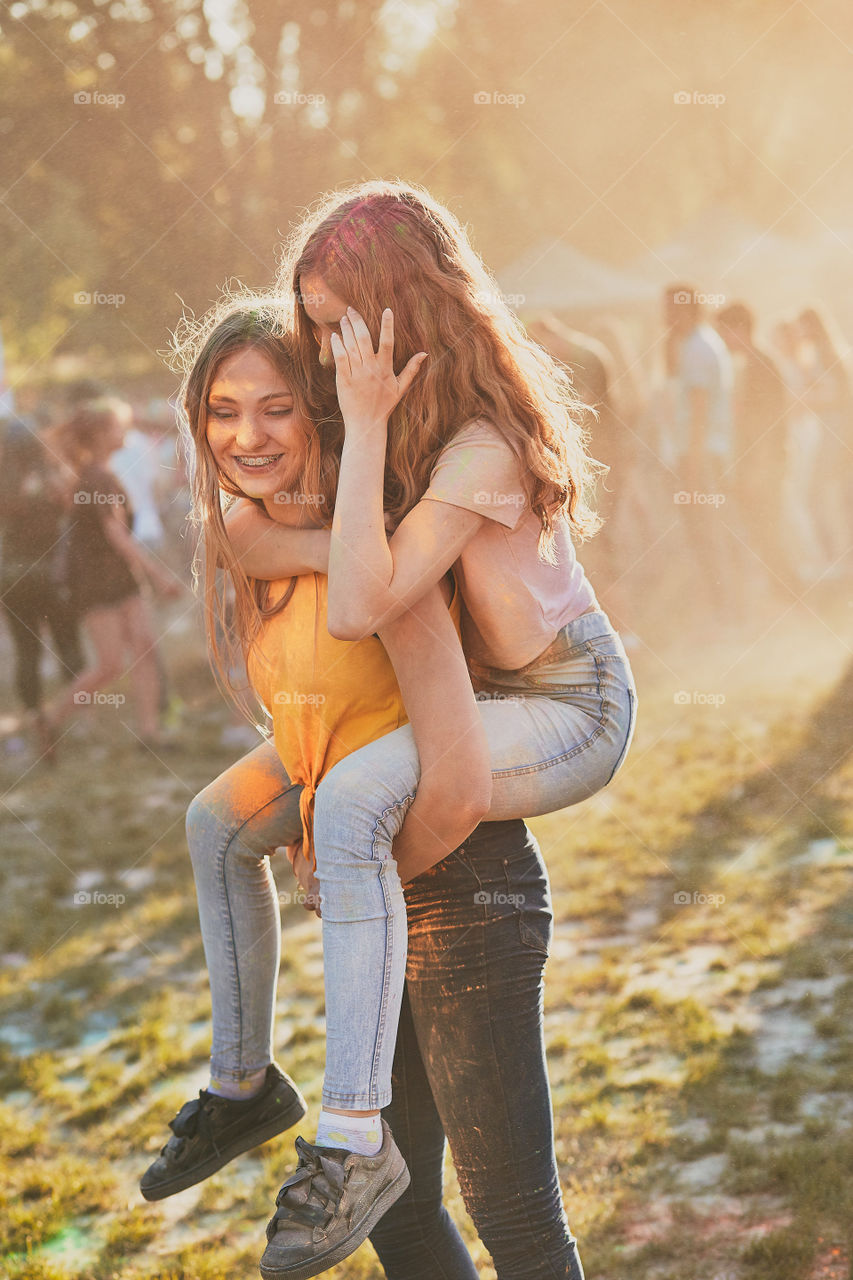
[259,1118,410,1280]
[140,1063,307,1201]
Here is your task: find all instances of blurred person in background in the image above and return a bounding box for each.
[41,399,181,753]
[770,318,826,585]
[716,302,792,597]
[662,284,738,622]
[524,313,612,411]
[523,314,614,484]
[797,305,852,575]
[587,315,661,640]
[0,407,84,752]
[144,397,192,563]
[110,400,176,717]
[63,377,109,412]
[110,401,166,551]
[663,284,734,490]
[524,314,631,627]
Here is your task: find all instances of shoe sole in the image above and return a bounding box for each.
[258,1161,411,1280]
[141,1090,307,1202]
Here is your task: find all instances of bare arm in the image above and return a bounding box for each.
[101,505,180,596]
[224,499,331,579]
[328,415,487,641]
[378,580,492,884]
[325,306,489,641]
[226,465,482,633]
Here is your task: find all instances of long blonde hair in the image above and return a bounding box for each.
[278,179,603,559]
[171,293,340,710]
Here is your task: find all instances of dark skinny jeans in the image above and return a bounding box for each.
[370,818,584,1280]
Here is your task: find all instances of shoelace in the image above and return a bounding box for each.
[159,1091,218,1156]
[266,1138,348,1241]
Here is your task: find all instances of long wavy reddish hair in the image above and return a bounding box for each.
[277,179,603,559]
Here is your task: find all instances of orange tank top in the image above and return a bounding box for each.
[247,573,460,866]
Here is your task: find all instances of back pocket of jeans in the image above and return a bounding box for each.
[513,859,553,957]
[518,907,552,955]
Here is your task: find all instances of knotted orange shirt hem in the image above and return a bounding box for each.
[247,573,460,869]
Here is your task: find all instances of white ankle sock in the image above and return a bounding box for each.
[207,1066,268,1101]
[315,1108,382,1155]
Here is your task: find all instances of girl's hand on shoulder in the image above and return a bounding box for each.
[331,307,427,435]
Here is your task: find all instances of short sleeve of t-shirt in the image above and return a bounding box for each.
[421,421,528,530]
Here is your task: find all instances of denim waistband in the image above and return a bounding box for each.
[530,607,617,666]
[462,818,535,857]
[470,607,618,681]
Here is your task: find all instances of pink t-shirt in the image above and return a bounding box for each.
[422,420,599,670]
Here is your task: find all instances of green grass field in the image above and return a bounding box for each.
[1,596,851,1280]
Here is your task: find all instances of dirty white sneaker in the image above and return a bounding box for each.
[259,1118,410,1280]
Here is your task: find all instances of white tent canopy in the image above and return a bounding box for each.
[496,211,846,323]
[496,240,657,312]
[628,206,823,312]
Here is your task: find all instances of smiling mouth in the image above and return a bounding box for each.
[233,454,284,468]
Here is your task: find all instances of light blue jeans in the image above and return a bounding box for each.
[187,607,636,1109]
[314,607,636,1108]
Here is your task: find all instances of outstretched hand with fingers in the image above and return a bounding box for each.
[330,306,427,436]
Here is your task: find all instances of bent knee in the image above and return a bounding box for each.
[185,789,219,856]
[314,743,419,815]
[186,788,282,868]
[313,761,415,857]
